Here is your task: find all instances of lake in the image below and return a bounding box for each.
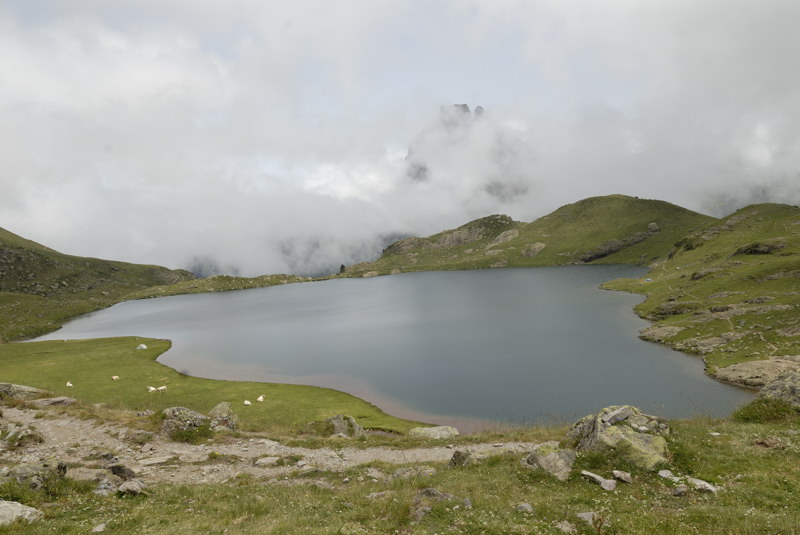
[36,265,752,429]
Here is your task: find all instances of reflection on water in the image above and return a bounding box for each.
[37,266,752,427]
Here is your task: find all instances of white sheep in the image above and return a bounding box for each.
[256,395,265,402]
[111,376,119,381]
[146,386,157,392]
[156,385,167,393]
[243,400,252,406]
[65,381,73,387]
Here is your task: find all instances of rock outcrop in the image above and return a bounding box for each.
[565,406,669,470]
[327,414,365,438]
[0,383,46,400]
[758,369,800,408]
[714,359,800,388]
[161,407,211,437]
[0,500,43,526]
[208,402,240,431]
[521,441,576,481]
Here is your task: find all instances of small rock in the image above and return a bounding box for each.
[139,455,174,466]
[92,523,107,533]
[0,500,43,526]
[449,450,471,467]
[391,466,436,480]
[523,441,576,481]
[687,477,717,494]
[612,470,633,484]
[94,478,117,496]
[672,484,689,496]
[137,344,148,350]
[516,503,535,513]
[576,511,599,526]
[709,432,721,437]
[208,402,240,431]
[366,491,394,499]
[254,456,280,467]
[141,443,154,452]
[117,479,147,496]
[364,467,385,480]
[658,469,682,483]
[581,470,617,491]
[555,520,578,534]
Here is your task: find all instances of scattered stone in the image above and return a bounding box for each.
[687,477,717,494]
[327,415,365,438]
[110,464,136,481]
[449,450,471,467]
[516,503,535,514]
[141,442,154,452]
[576,511,600,526]
[612,470,633,484]
[566,406,669,470]
[408,426,459,439]
[758,369,800,409]
[94,478,117,496]
[0,500,43,526]
[658,469,682,483]
[555,520,578,534]
[208,402,240,431]
[29,396,76,407]
[672,484,689,496]
[581,470,617,491]
[161,407,211,437]
[521,441,576,481]
[1,423,44,448]
[254,456,280,467]
[117,479,147,496]
[391,466,436,480]
[0,383,47,400]
[411,488,469,522]
[92,523,107,533]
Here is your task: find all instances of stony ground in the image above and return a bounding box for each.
[1,406,536,488]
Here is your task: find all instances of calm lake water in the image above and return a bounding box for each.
[37,266,752,428]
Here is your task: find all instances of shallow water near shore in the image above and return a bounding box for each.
[37,266,752,429]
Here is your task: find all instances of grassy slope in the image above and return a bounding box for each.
[342,195,715,276]
[0,337,418,434]
[0,226,195,341]
[603,202,800,374]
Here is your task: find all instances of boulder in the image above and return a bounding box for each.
[327,414,365,438]
[565,405,669,470]
[161,407,211,437]
[0,500,43,526]
[208,402,240,431]
[117,479,147,496]
[3,458,66,490]
[580,470,617,491]
[758,369,800,408]
[1,423,44,448]
[0,383,46,400]
[521,441,576,481]
[408,426,459,439]
[449,450,471,467]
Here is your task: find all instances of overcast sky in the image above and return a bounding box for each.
[2,1,799,276]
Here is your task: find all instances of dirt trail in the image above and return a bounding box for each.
[1,407,537,486]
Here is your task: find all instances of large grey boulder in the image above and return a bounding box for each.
[2,458,66,490]
[208,402,240,431]
[758,369,800,409]
[0,383,46,400]
[0,500,43,526]
[408,426,459,439]
[566,405,669,470]
[161,407,211,437]
[327,414,365,438]
[521,441,576,481]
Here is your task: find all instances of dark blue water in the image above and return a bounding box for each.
[36,266,751,427]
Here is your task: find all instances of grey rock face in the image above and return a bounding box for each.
[759,369,800,408]
[0,383,47,400]
[161,407,211,437]
[208,402,240,431]
[0,500,43,526]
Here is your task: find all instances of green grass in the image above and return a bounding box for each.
[0,337,420,435]
[1,414,799,534]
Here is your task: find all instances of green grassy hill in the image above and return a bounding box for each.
[343,194,715,276]
[0,226,195,341]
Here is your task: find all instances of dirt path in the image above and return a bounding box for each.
[1,407,537,487]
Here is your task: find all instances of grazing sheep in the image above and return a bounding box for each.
[256,395,265,402]
[243,400,252,406]
[147,386,157,392]
[156,385,167,393]
[66,381,73,387]
[111,376,120,381]
[137,344,148,350]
